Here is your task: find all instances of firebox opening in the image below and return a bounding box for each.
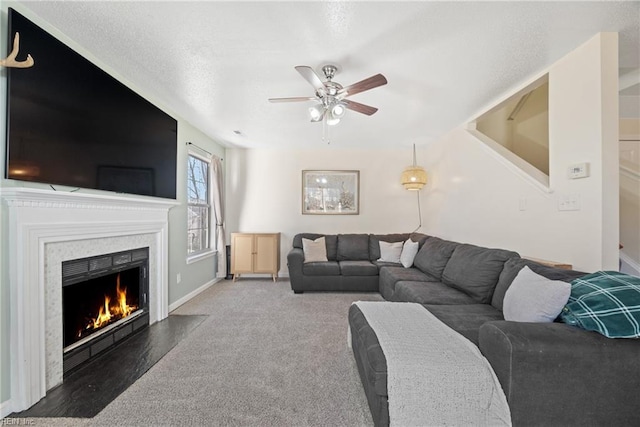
[63,267,142,349]
[61,247,150,375]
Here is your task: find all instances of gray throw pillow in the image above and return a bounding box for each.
[503,266,571,322]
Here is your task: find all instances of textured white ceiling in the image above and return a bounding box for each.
[15,1,640,149]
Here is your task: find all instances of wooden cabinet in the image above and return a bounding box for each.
[230,233,280,282]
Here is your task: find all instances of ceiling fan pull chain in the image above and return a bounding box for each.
[322,116,330,144]
[325,115,333,144]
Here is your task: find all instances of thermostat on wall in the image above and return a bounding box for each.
[568,162,590,179]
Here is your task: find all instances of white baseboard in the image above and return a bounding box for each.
[620,252,640,277]
[1,398,13,418]
[230,272,290,279]
[168,277,221,312]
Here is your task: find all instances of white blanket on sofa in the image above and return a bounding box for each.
[353,301,511,427]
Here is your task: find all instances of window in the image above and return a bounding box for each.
[187,153,211,257]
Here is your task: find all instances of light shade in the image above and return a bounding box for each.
[309,104,324,122]
[330,103,345,118]
[401,165,427,190]
[326,102,346,126]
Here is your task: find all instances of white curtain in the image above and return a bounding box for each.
[211,156,226,277]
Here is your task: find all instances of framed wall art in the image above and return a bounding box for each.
[302,170,359,215]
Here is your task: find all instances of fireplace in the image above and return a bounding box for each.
[62,248,150,375]
[1,187,178,414]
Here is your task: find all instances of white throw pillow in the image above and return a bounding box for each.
[378,241,403,263]
[302,237,328,263]
[400,239,420,268]
[503,266,571,323]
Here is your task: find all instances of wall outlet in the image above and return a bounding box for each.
[558,194,581,211]
[177,273,181,284]
[568,162,590,179]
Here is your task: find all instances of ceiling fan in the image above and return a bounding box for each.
[269,65,387,126]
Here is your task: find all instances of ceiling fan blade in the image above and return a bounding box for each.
[268,96,317,103]
[342,99,378,116]
[295,65,326,92]
[339,73,387,98]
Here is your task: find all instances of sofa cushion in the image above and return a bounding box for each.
[413,237,459,279]
[302,237,328,263]
[393,281,477,305]
[442,244,518,304]
[378,266,437,300]
[340,260,379,276]
[380,266,436,284]
[561,271,640,338]
[378,241,403,263]
[302,261,340,276]
[337,234,370,261]
[293,233,338,260]
[369,233,410,261]
[492,257,586,311]
[373,260,402,269]
[503,266,571,323]
[425,304,504,345]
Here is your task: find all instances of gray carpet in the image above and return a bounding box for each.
[12,279,382,426]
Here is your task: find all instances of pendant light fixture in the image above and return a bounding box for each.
[401,144,427,190]
[401,144,427,232]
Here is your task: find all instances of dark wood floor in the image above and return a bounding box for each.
[12,314,207,418]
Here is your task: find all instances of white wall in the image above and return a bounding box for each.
[620,166,639,263]
[225,147,429,273]
[619,118,640,267]
[422,33,619,272]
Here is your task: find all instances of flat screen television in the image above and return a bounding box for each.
[5,8,178,199]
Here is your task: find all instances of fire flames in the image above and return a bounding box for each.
[80,273,138,337]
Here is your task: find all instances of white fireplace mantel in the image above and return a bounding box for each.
[1,187,180,210]
[1,187,179,413]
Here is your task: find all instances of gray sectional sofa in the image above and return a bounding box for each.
[287,232,640,426]
[287,232,428,293]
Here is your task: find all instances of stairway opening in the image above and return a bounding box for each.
[473,77,549,180]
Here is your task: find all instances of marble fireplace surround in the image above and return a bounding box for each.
[1,187,178,412]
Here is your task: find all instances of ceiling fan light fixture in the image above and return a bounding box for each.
[330,102,346,118]
[325,101,346,126]
[326,117,341,126]
[309,104,324,122]
[270,64,388,141]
